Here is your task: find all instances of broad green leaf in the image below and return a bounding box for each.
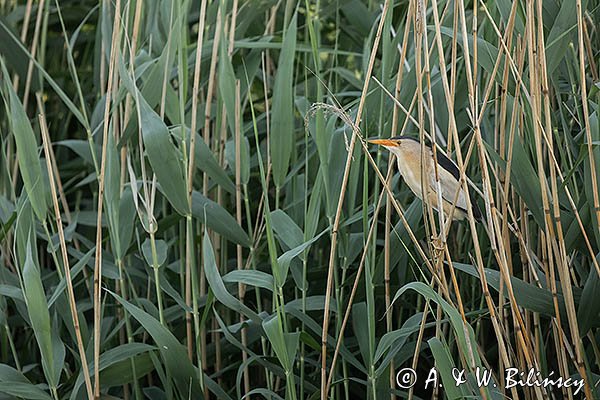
[48,248,94,307]
[286,307,366,374]
[0,382,53,400]
[0,210,16,244]
[56,139,100,166]
[276,228,328,289]
[218,26,237,136]
[0,195,15,223]
[14,199,37,274]
[138,98,189,215]
[118,56,189,216]
[0,364,52,400]
[203,231,261,323]
[263,314,299,372]
[0,284,24,302]
[192,191,250,247]
[2,63,47,221]
[213,313,284,399]
[105,128,123,258]
[0,17,41,91]
[285,295,337,312]
[545,0,579,74]
[271,210,303,249]
[101,352,155,388]
[436,26,500,84]
[109,292,203,399]
[326,126,347,217]
[578,268,600,335]
[305,168,323,239]
[72,343,156,398]
[118,187,137,258]
[0,365,39,387]
[0,19,86,126]
[391,282,485,377]
[222,270,274,291]
[331,67,363,89]
[453,262,565,318]
[205,373,235,400]
[270,12,297,188]
[495,0,524,36]
[225,136,251,186]
[22,238,60,388]
[104,127,119,208]
[139,33,178,110]
[50,318,65,392]
[352,302,371,366]
[484,136,544,226]
[429,337,473,399]
[374,312,423,368]
[191,131,236,194]
[142,238,168,267]
[340,0,374,37]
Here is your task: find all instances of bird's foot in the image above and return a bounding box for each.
[430,235,446,256]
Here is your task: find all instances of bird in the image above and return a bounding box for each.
[368,136,482,222]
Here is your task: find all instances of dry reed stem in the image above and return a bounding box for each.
[451,2,521,398]
[494,7,520,358]
[39,113,94,400]
[186,2,209,388]
[159,2,175,119]
[535,2,576,397]
[525,0,590,396]
[199,9,222,388]
[186,0,208,361]
[10,0,44,189]
[324,166,392,394]
[21,0,45,111]
[458,0,539,377]
[407,293,433,400]
[93,0,121,395]
[386,13,415,396]
[233,79,251,397]
[384,6,415,390]
[416,0,486,394]
[121,0,144,190]
[576,0,600,272]
[215,3,240,381]
[11,0,33,90]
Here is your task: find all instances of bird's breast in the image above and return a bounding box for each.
[395,151,428,199]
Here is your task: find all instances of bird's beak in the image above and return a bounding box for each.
[368,138,398,147]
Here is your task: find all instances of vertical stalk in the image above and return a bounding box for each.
[93,0,121,396]
[234,80,251,395]
[187,0,208,391]
[148,231,165,325]
[39,114,94,400]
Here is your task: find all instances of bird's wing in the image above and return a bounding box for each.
[428,152,470,212]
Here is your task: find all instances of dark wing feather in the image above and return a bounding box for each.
[435,151,460,181]
[433,150,483,221]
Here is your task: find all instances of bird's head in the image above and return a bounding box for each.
[368,136,416,156]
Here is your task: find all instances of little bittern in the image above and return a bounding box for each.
[369,136,482,222]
